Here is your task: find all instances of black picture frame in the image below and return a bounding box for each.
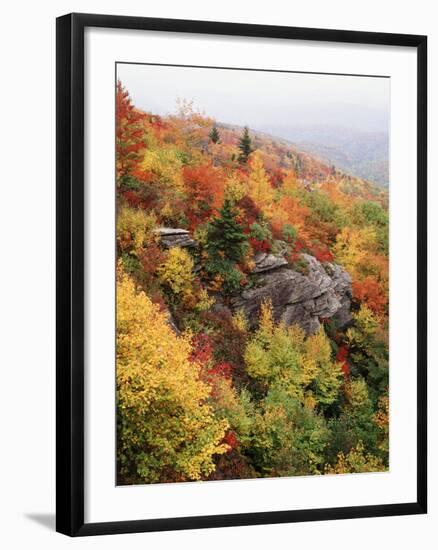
[56,12,427,537]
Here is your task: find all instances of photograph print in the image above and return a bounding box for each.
[115,63,390,486]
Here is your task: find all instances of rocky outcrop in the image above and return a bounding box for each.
[154,227,352,335]
[231,253,352,335]
[154,228,197,249]
[253,251,288,273]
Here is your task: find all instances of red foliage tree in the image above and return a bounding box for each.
[222,430,238,451]
[208,361,233,379]
[249,237,271,253]
[189,333,214,365]
[336,344,350,378]
[269,168,285,189]
[287,238,306,263]
[311,245,334,263]
[116,80,146,182]
[121,189,158,211]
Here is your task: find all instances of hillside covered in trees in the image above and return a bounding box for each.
[257,124,389,187]
[116,81,389,485]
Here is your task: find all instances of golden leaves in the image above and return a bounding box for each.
[117,269,228,482]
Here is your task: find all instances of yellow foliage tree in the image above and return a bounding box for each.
[117,269,228,483]
[281,171,300,195]
[157,247,214,311]
[333,225,377,276]
[346,304,380,349]
[247,151,275,213]
[305,329,344,406]
[157,246,195,296]
[117,204,157,253]
[224,172,247,204]
[139,146,184,190]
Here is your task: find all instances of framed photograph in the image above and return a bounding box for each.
[56,13,427,536]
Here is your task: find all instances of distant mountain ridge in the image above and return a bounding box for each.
[253,124,389,187]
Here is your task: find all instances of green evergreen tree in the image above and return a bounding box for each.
[238,126,253,163]
[207,199,248,263]
[209,125,221,144]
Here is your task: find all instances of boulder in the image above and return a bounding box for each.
[231,253,352,335]
[253,252,288,273]
[154,227,197,249]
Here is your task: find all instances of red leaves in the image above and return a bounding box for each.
[269,168,285,189]
[190,334,235,379]
[311,245,334,263]
[336,345,350,378]
[208,362,233,379]
[190,333,214,365]
[249,237,271,253]
[222,431,238,451]
[122,190,142,207]
[190,333,240,398]
[121,190,157,211]
[287,238,306,263]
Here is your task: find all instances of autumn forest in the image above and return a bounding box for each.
[116,72,389,485]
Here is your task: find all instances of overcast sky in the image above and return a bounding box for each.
[117,63,390,134]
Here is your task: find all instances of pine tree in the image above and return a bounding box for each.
[238,126,253,163]
[209,125,221,144]
[207,199,248,263]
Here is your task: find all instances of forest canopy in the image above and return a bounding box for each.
[116,81,389,484]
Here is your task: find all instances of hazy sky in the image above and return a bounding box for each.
[117,63,390,134]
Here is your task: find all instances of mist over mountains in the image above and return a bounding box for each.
[255,124,389,187]
[117,64,389,187]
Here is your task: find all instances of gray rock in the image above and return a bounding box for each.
[253,252,288,273]
[154,227,197,249]
[231,254,352,335]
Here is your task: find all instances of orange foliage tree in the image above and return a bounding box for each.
[182,163,225,229]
